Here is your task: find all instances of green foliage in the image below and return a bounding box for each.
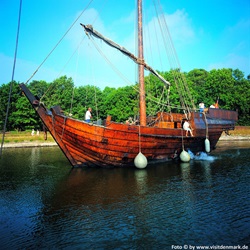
[10,96,39,130]
[0,81,38,131]
[100,85,138,122]
[187,68,209,104]
[0,68,249,131]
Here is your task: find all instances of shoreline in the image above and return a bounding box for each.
[2,135,250,149]
[2,141,57,148]
[219,135,250,141]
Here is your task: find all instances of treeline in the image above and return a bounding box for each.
[0,68,249,131]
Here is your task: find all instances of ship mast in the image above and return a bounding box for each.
[138,0,147,126]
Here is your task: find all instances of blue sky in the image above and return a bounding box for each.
[1,0,249,89]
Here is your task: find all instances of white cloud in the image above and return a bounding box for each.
[166,9,195,43]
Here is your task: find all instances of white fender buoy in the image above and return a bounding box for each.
[205,138,210,153]
[134,152,148,169]
[180,149,191,162]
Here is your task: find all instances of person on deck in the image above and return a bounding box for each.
[85,107,92,123]
[199,102,205,112]
[214,100,219,108]
[125,117,134,125]
[183,120,194,137]
[199,102,206,117]
[210,99,219,109]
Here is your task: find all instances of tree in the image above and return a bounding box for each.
[203,68,235,109]
[1,67,249,129]
[145,73,167,114]
[73,85,103,120]
[187,68,208,105]
[0,81,22,131]
[10,96,39,131]
[100,85,138,122]
[231,70,250,125]
[29,80,49,99]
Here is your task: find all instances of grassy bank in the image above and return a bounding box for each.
[1,130,55,144]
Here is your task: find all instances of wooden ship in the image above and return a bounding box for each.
[20,0,238,168]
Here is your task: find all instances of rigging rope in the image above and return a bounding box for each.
[86,34,133,85]
[69,43,81,116]
[39,37,85,103]
[35,0,111,120]
[153,0,196,112]
[89,42,99,120]
[83,24,171,87]
[25,0,95,85]
[39,0,105,103]
[0,0,22,158]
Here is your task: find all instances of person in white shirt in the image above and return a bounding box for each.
[199,102,205,112]
[183,120,193,137]
[85,107,92,123]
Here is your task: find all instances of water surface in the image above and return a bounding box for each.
[0,141,249,249]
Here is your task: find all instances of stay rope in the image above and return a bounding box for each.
[0,0,23,158]
[89,42,99,120]
[39,37,85,104]
[69,43,81,116]
[25,0,94,85]
[86,35,133,86]
[153,0,196,113]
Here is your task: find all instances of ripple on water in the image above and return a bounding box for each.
[0,146,249,248]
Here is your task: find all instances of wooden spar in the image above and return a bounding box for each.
[138,0,147,126]
[81,24,170,87]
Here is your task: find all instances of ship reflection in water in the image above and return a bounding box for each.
[0,141,249,248]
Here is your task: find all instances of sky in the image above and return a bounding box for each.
[1,0,250,89]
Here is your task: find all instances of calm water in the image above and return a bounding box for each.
[0,141,249,249]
